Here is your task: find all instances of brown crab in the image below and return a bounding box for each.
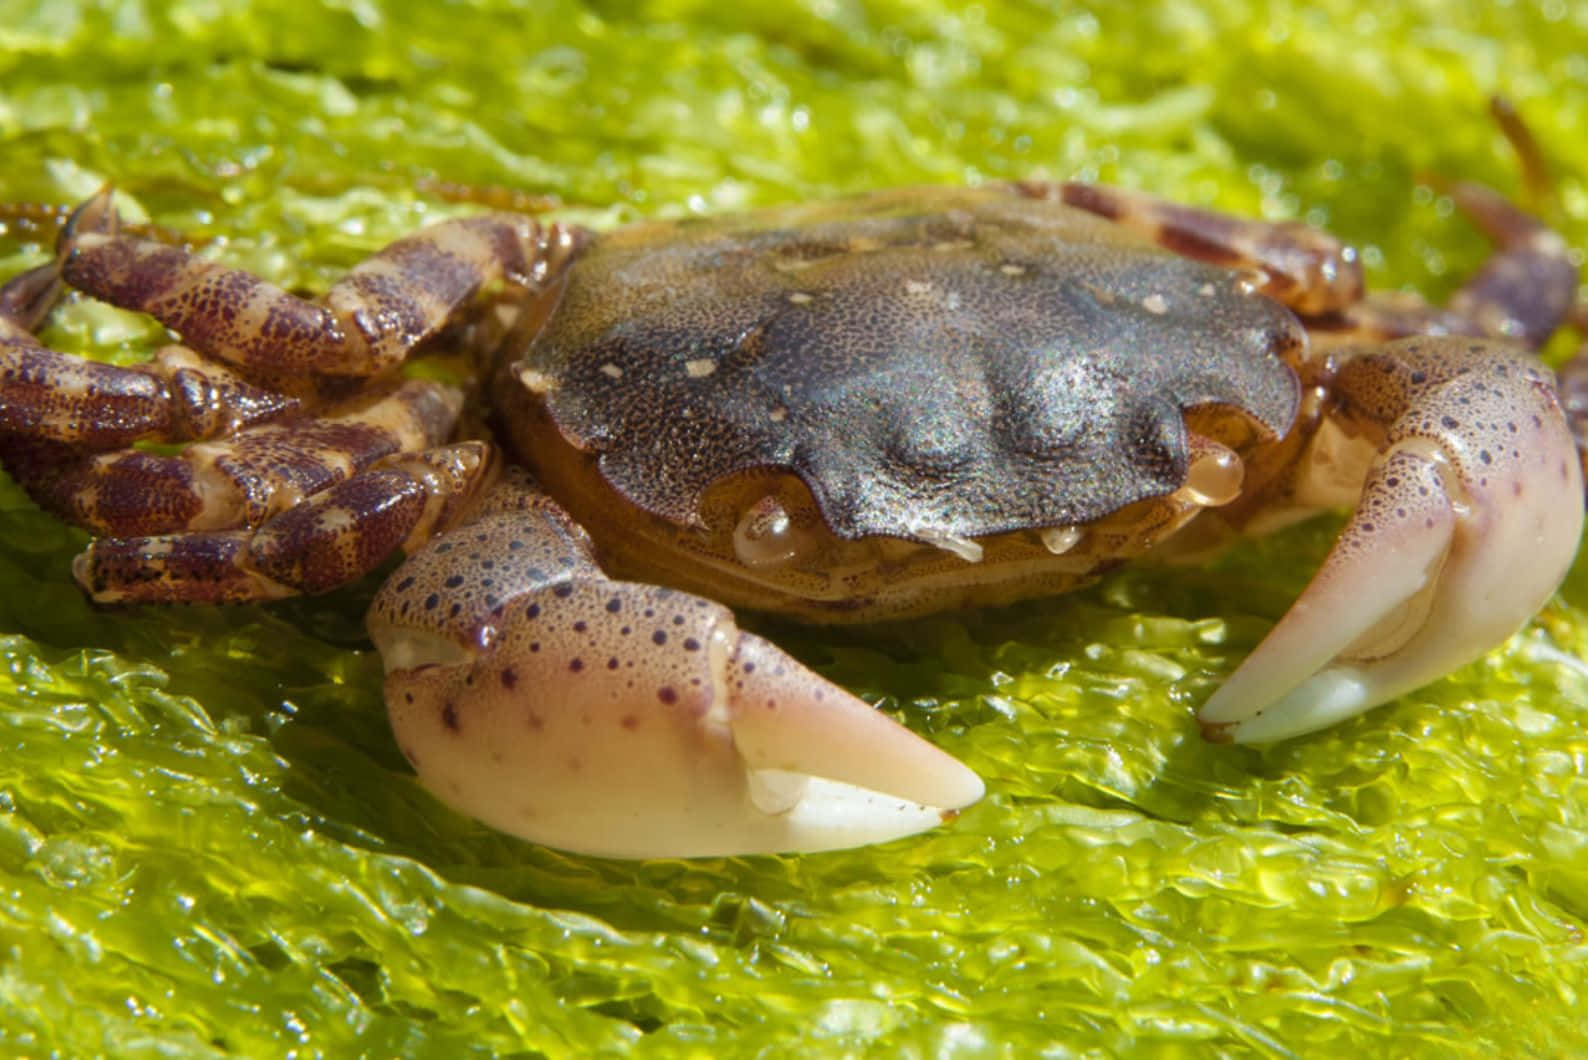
[0,160,1582,858]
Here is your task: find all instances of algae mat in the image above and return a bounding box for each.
[1,1,1586,1054]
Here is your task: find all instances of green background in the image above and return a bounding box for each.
[2,1,1586,1054]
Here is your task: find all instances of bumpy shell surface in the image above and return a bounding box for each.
[516,186,1303,539]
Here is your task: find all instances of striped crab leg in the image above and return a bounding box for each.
[0,190,579,604]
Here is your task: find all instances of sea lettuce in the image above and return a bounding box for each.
[1,1,1585,1053]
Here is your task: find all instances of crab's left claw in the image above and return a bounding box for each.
[1199,338,1584,743]
[367,473,983,858]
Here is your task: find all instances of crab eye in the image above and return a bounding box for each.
[1183,441,1245,507]
[733,495,816,569]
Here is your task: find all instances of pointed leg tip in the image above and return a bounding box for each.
[62,188,121,246]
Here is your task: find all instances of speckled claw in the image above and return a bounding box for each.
[1199,338,1584,743]
[368,477,983,858]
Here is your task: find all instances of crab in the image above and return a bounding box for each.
[0,157,1582,859]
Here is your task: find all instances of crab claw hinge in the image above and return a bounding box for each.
[1199,338,1583,743]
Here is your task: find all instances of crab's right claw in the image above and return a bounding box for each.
[367,490,983,858]
[1199,339,1584,743]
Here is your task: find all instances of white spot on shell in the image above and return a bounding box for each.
[904,280,933,295]
[787,291,814,305]
[1000,263,1027,276]
[1197,282,1216,297]
[599,363,623,380]
[1142,293,1169,314]
[769,406,788,422]
[517,367,557,394]
[685,358,717,378]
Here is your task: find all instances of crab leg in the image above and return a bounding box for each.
[1028,180,1365,315]
[55,189,584,379]
[1313,181,1579,348]
[6,377,463,537]
[0,338,310,448]
[77,441,496,604]
[0,192,306,447]
[1555,346,1588,483]
[0,263,62,338]
[3,371,491,604]
[1199,337,1583,742]
[1045,173,1580,350]
[368,470,984,858]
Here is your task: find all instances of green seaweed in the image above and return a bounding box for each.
[1,0,1586,1054]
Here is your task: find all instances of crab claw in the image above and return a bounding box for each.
[367,485,983,858]
[1200,338,1584,743]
